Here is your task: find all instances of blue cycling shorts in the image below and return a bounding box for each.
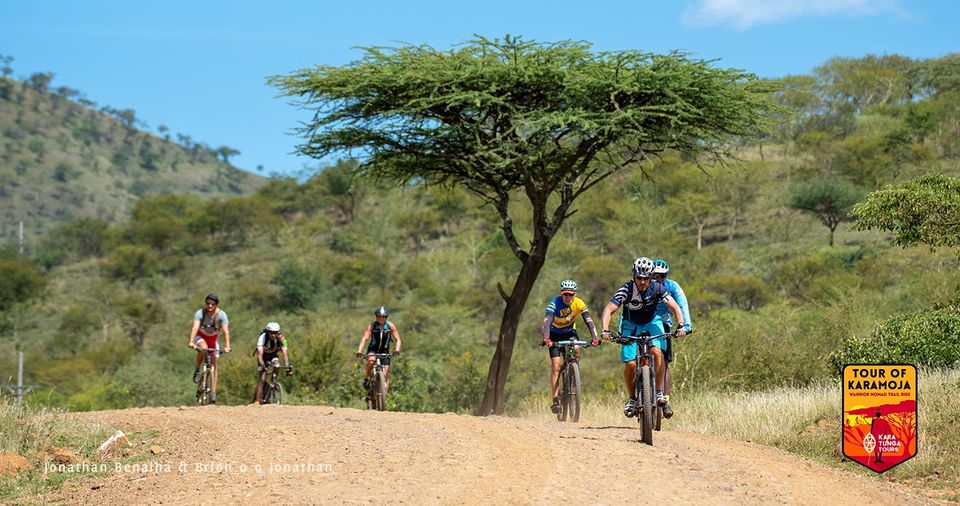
[619,319,666,363]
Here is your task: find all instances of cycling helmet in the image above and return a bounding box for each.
[632,257,654,278]
[265,322,280,332]
[652,259,670,275]
[374,306,389,317]
[559,279,578,294]
[205,292,220,303]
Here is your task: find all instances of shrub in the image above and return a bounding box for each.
[833,306,960,369]
[0,258,46,310]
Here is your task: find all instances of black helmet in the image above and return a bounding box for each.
[374,306,389,317]
[205,292,220,304]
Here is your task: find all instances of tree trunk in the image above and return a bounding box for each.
[697,222,705,250]
[477,245,548,415]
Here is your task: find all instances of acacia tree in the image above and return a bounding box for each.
[788,178,866,246]
[853,174,960,250]
[270,36,775,415]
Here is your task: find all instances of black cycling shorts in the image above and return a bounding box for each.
[547,330,578,359]
[366,349,391,366]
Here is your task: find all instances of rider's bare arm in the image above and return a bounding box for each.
[391,325,401,353]
[188,320,201,347]
[222,322,231,352]
[281,347,290,368]
[357,324,373,354]
[600,301,620,336]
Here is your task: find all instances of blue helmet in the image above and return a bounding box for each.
[652,259,670,275]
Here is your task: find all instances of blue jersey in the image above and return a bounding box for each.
[609,279,674,326]
[657,279,692,330]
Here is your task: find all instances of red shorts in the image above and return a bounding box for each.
[194,332,219,350]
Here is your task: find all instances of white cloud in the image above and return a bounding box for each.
[684,0,904,30]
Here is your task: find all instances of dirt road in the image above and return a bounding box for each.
[36,405,928,505]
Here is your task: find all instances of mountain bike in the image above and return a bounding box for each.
[550,339,597,423]
[361,353,392,411]
[192,347,221,406]
[611,331,680,445]
[260,358,292,405]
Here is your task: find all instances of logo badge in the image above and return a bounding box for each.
[842,364,917,473]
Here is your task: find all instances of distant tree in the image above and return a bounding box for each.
[0,54,13,77]
[26,71,54,92]
[215,145,240,164]
[788,179,866,246]
[772,75,820,157]
[853,174,960,250]
[0,258,46,311]
[157,124,170,140]
[270,35,776,414]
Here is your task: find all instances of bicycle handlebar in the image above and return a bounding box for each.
[551,339,596,348]
[189,346,224,355]
[609,329,693,344]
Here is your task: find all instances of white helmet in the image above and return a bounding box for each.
[559,279,578,293]
[265,322,280,332]
[632,257,654,278]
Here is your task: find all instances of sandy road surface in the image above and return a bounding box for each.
[33,405,928,505]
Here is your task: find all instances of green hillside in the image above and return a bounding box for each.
[0,74,265,244]
[1,50,959,492]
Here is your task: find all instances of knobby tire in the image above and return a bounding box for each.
[269,381,283,405]
[639,365,654,445]
[569,362,581,423]
[375,369,387,411]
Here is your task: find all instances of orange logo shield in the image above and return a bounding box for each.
[842,364,917,473]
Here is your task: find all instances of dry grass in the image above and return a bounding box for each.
[515,368,960,502]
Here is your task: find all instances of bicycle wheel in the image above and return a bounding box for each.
[269,382,283,405]
[638,365,654,445]
[568,362,581,423]
[196,366,210,406]
[558,367,568,422]
[374,369,387,411]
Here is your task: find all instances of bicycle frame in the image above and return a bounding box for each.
[612,331,673,445]
[551,339,594,423]
[363,353,392,411]
[193,348,221,406]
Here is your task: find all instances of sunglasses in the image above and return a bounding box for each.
[561,292,575,297]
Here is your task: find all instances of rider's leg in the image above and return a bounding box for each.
[550,356,562,398]
[364,355,375,380]
[383,365,390,393]
[652,346,665,393]
[253,370,267,404]
[623,361,637,398]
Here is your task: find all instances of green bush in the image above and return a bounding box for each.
[103,244,160,283]
[0,258,46,310]
[833,306,960,369]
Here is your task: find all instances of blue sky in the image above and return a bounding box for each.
[3,0,957,177]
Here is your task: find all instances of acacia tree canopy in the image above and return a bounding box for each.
[270,35,777,414]
[853,174,960,250]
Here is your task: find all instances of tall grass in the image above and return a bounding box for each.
[0,398,115,499]
[516,368,960,500]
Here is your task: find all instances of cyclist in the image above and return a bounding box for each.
[187,293,231,403]
[542,279,600,414]
[252,321,294,405]
[651,258,692,419]
[356,306,401,396]
[600,257,686,418]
